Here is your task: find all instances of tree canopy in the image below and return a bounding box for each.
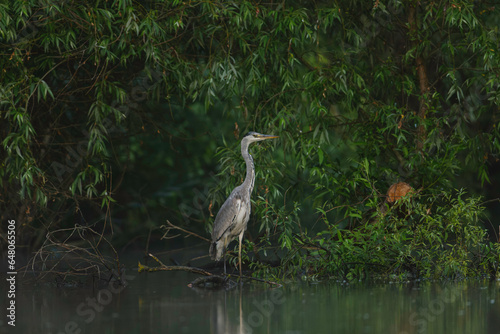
[1,0,500,281]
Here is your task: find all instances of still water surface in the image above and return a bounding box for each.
[2,271,499,334]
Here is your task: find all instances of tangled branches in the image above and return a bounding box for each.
[24,224,122,284]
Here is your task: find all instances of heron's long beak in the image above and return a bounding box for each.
[257,134,279,140]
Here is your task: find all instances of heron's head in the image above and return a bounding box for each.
[242,131,279,144]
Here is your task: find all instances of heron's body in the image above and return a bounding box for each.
[209,132,278,275]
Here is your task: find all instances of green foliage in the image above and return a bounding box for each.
[285,189,493,281]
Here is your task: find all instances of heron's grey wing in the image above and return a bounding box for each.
[211,192,243,243]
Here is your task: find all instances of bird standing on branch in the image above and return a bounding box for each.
[210,132,278,276]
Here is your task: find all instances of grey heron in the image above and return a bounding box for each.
[210,131,278,276]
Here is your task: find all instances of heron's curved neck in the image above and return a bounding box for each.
[241,139,255,195]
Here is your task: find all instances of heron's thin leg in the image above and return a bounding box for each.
[223,252,226,274]
[238,231,244,277]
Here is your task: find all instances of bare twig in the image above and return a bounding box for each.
[160,220,210,242]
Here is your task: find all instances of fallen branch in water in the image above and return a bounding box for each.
[139,253,282,288]
[188,275,235,289]
[239,275,283,288]
[138,253,213,276]
[188,274,282,289]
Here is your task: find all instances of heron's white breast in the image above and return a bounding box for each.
[232,198,249,235]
